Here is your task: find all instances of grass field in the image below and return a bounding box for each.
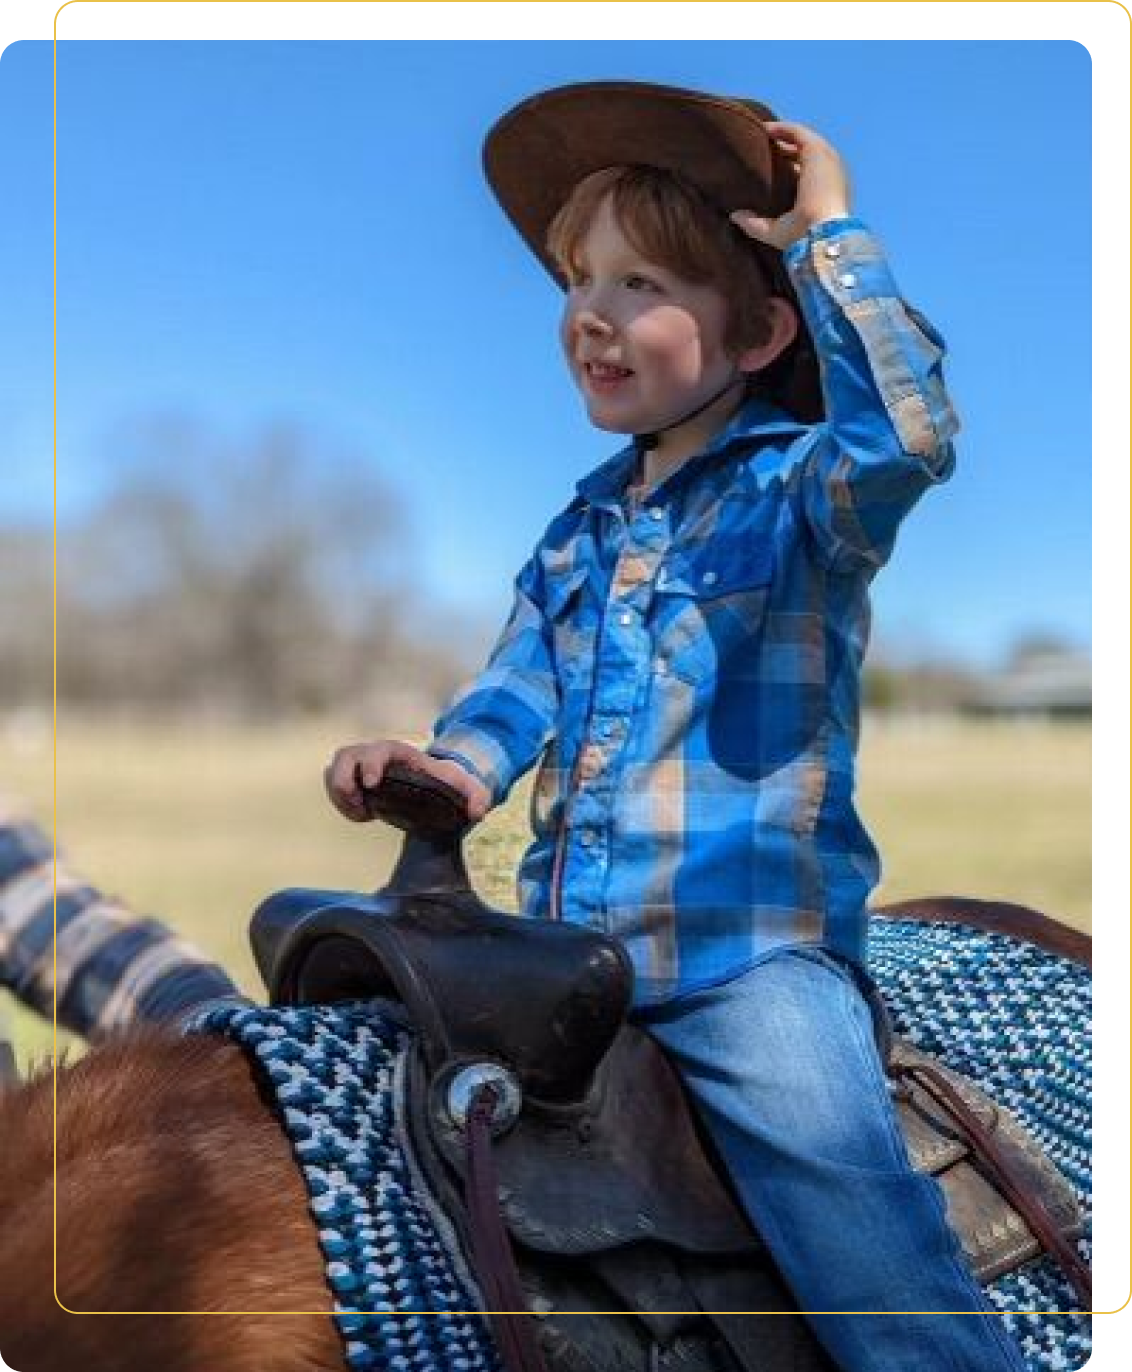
[2,714,1090,1067]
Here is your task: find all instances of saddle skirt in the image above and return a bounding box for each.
[187,995,503,1372]
[188,916,1092,1372]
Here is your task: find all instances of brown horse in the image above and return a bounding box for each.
[0,896,1089,1372]
[0,1032,341,1372]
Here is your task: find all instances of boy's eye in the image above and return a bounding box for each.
[564,270,661,293]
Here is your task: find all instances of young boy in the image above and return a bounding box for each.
[326,82,1027,1372]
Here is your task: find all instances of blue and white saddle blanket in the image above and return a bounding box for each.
[188,919,1091,1372]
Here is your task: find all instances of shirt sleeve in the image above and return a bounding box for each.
[783,216,960,574]
[428,550,561,806]
[1,814,241,1042]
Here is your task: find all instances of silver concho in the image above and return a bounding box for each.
[444,1062,523,1135]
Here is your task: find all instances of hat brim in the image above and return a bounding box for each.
[482,81,823,422]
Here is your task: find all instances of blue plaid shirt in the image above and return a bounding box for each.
[431,217,959,1005]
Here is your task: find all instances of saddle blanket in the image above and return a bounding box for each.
[188,918,1092,1372]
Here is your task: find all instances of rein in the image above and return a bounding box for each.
[465,1083,551,1372]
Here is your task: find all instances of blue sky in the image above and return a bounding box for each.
[0,38,1092,666]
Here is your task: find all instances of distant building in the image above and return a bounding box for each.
[966,646,1091,719]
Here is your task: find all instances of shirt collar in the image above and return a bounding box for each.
[574,395,810,509]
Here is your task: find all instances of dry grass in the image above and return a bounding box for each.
[857,714,1090,924]
[2,713,1089,1066]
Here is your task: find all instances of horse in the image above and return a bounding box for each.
[0,1030,343,1372]
[0,778,1091,1372]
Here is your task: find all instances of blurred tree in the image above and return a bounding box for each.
[862,662,900,711]
[0,528,53,705]
[862,653,981,715]
[5,418,471,720]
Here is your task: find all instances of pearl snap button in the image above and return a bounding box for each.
[824,242,843,259]
[618,610,633,626]
[649,507,663,520]
[702,570,718,586]
[838,272,857,289]
[578,747,603,780]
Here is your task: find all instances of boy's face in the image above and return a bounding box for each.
[560,196,741,439]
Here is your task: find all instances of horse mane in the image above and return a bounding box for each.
[0,1031,344,1372]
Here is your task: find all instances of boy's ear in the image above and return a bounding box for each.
[737,297,799,374]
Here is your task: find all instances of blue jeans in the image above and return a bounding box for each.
[632,946,1028,1372]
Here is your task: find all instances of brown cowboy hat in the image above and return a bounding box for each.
[482,79,823,422]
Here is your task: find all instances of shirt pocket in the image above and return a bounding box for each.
[543,564,593,682]
[652,539,774,686]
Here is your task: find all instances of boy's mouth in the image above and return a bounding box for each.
[584,361,635,391]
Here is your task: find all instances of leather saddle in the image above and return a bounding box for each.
[251,763,1086,1372]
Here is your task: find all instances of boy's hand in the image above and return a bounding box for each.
[731,120,852,251]
[324,739,491,824]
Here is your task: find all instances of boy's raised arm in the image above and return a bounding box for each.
[784,217,959,573]
[736,122,960,574]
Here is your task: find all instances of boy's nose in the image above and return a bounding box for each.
[575,308,614,337]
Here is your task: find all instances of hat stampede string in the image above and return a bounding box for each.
[632,369,748,452]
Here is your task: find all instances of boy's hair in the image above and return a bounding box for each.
[546,164,778,356]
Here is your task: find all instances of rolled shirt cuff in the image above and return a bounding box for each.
[426,734,509,806]
[782,216,904,338]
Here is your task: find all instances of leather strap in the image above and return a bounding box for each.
[464,1084,551,1372]
[890,1061,1092,1309]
